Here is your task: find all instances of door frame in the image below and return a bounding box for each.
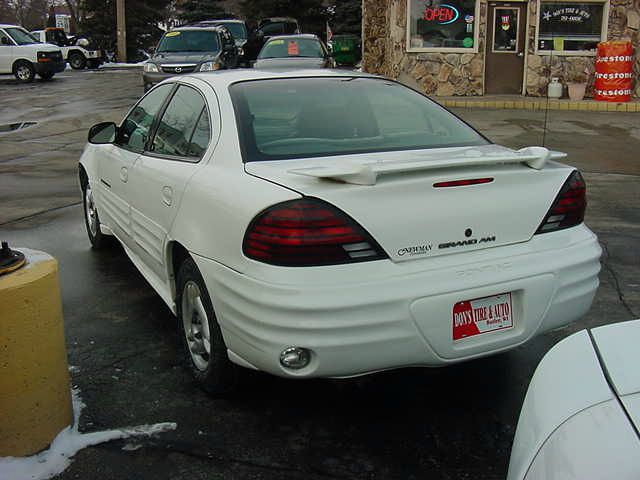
[482,0,531,95]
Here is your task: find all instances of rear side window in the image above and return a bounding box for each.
[150,85,210,160]
[230,77,488,162]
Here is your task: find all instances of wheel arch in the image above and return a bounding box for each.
[78,163,89,190]
[12,58,34,72]
[167,240,191,302]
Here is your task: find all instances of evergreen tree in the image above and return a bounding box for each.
[331,0,361,36]
[80,0,171,62]
[178,0,228,23]
[239,0,328,37]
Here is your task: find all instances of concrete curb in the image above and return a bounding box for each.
[440,98,640,112]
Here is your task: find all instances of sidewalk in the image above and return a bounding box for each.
[438,94,640,112]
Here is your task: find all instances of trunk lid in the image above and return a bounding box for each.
[245,145,575,262]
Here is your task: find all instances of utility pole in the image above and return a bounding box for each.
[116,0,127,63]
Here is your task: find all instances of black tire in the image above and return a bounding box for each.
[69,52,87,70]
[86,59,100,69]
[39,71,55,81]
[13,61,35,83]
[82,181,112,249]
[176,257,237,395]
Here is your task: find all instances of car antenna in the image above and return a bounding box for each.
[541,32,555,148]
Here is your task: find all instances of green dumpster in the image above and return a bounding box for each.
[330,35,361,66]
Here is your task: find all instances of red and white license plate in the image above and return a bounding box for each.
[452,293,513,341]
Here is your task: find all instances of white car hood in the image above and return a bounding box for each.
[18,42,59,51]
[592,318,640,430]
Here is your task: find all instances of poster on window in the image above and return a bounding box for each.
[493,8,518,52]
[409,0,477,50]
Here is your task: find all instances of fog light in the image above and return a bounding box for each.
[279,347,311,370]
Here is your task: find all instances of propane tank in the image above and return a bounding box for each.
[547,77,563,99]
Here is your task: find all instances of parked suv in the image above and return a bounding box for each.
[243,17,300,65]
[30,28,103,69]
[143,25,238,91]
[0,24,64,82]
[187,19,249,66]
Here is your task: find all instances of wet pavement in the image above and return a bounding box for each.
[1,69,639,479]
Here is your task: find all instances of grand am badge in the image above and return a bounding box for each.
[439,236,496,250]
[397,244,433,257]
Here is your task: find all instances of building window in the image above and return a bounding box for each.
[407,0,480,52]
[537,1,608,54]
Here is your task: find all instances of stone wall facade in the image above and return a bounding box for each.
[362,0,640,97]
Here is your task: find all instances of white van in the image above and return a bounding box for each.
[0,24,65,82]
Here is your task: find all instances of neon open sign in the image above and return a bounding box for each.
[423,4,461,24]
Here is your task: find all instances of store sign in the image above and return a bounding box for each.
[423,4,460,24]
[542,7,591,24]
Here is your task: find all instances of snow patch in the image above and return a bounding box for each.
[0,388,176,480]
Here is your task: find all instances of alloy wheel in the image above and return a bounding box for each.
[181,281,212,371]
[84,185,98,236]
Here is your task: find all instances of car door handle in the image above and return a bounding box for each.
[120,167,128,182]
[162,186,173,206]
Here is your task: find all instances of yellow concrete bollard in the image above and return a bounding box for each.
[0,248,73,457]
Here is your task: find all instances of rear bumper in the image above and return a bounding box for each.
[193,225,602,378]
[34,60,65,75]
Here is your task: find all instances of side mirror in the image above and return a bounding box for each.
[148,46,156,54]
[88,122,116,144]
[1,37,10,46]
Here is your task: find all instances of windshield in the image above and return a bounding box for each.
[6,27,38,45]
[157,30,219,53]
[230,77,489,162]
[219,23,247,41]
[259,38,324,59]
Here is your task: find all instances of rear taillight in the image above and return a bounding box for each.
[536,170,586,234]
[243,198,388,266]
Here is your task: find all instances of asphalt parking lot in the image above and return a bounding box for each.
[1,68,639,480]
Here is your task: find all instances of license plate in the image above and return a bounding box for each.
[452,293,513,341]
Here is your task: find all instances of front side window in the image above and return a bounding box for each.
[537,1,605,53]
[230,77,488,162]
[117,84,173,153]
[157,30,220,53]
[150,85,210,160]
[259,38,324,59]
[222,23,247,41]
[5,27,37,46]
[0,30,14,46]
[407,0,479,51]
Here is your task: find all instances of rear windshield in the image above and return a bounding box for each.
[157,30,219,53]
[230,77,488,162]
[259,38,324,59]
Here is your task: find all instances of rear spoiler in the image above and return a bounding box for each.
[288,147,567,186]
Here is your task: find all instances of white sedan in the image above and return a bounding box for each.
[78,69,602,393]
[508,319,640,479]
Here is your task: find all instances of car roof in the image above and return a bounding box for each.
[265,34,319,42]
[172,25,226,33]
[205,19,245,24]
[187,69,377,89]
[260,17,298,24]
[0,24,22,29]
